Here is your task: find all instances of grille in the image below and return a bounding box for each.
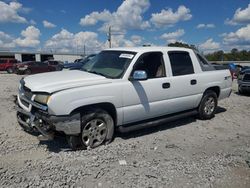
[23,86,33,100]
[243,74,250,82]
[20,98,29,108]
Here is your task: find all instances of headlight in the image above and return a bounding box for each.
[34,94,51,104]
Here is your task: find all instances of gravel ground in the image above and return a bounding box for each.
[0,72,250,188]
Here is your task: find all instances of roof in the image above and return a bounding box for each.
[104,46,194,53]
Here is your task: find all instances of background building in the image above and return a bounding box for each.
[0,51,82,62]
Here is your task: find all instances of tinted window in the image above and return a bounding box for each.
[49,61,58,65]
[39,62,47,66]
[168,51,194,76]
[0,60,5,64]
[196,53,208,65]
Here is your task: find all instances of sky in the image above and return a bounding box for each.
[0,0,250,54]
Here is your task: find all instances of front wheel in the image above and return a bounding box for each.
[6,67,14,74]
[67,108,114,150]
[198,90,218,120]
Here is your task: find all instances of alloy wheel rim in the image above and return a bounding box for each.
[82,119,107,147]
[204,97,215,115]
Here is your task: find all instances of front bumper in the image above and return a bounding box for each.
[16,94,81,137]
[238,81,250,92]
[14,67,27,74]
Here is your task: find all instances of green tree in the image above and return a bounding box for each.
[168,42,197,50]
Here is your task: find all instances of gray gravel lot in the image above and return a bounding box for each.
[0,72,250,188]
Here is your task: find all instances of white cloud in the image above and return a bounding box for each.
[225,3,250,25]
[79,0,150,32]
[160,29,185,43]
[0,31,15,49]
[0,1,28,23]
[45,29,104,53]
[131,35,143,45]
[109,35,135,48]
[150,5,192,28]
[222,24,250,46]
[43,20,56,28]
[44,29,140,52]
[80,9,112,26]
[15,26,41,47]
[199,38,220,53]
[196,23,215,29]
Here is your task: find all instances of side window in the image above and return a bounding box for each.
[133,52,166,79]
[196,53,208,65]
[168,51,194,76]
[0,60,4,64]
[49,61,58,65]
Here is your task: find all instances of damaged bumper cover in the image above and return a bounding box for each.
[16,94,81,138]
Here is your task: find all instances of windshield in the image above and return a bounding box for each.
[81,50,136,79]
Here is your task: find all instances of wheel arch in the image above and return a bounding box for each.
[204,86,220,98]
[70,102,117,125]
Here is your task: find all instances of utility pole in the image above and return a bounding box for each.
[108,26,112,48]
[83,44,86,56]
[107,26,125,48]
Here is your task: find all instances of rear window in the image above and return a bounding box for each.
[168,51,194,76]
[49,61,58,65]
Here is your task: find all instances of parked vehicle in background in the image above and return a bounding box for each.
[0,59,19,73]
[43,60,64,71]
[14,61,60,75]
[238,67,250,94]
[212,62,237,79]
[16,47,232,150]
[63,54,96,70]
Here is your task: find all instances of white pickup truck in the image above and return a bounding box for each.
[16,47,232,149]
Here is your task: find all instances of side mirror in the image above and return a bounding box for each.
[131,70,147,81]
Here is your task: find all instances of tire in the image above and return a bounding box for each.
[238,86,244,95]
[68,108,114,150]
[25,69,31,75]
[6,67,13,74]
[198,90,218,120]
[66,136,82,150]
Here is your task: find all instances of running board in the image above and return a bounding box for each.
[118,110,198,133]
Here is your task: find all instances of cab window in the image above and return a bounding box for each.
[168,51,194,76]
[132,52,166,79]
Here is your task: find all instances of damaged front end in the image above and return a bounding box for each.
[16,79,81,141]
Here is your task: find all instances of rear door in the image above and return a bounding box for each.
[166,51,201,110]
[38,62,50,73]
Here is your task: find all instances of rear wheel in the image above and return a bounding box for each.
[198,90,218,120]
[6,67,13,74]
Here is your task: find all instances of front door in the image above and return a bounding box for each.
[122,52,172,124]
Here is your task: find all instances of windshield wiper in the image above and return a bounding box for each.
[81,69,113,78]
[88,70,107,77]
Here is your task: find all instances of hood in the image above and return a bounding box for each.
[23,70,111,93]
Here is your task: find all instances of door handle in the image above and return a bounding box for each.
[162,82,170,89]
[190,79,197,85]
